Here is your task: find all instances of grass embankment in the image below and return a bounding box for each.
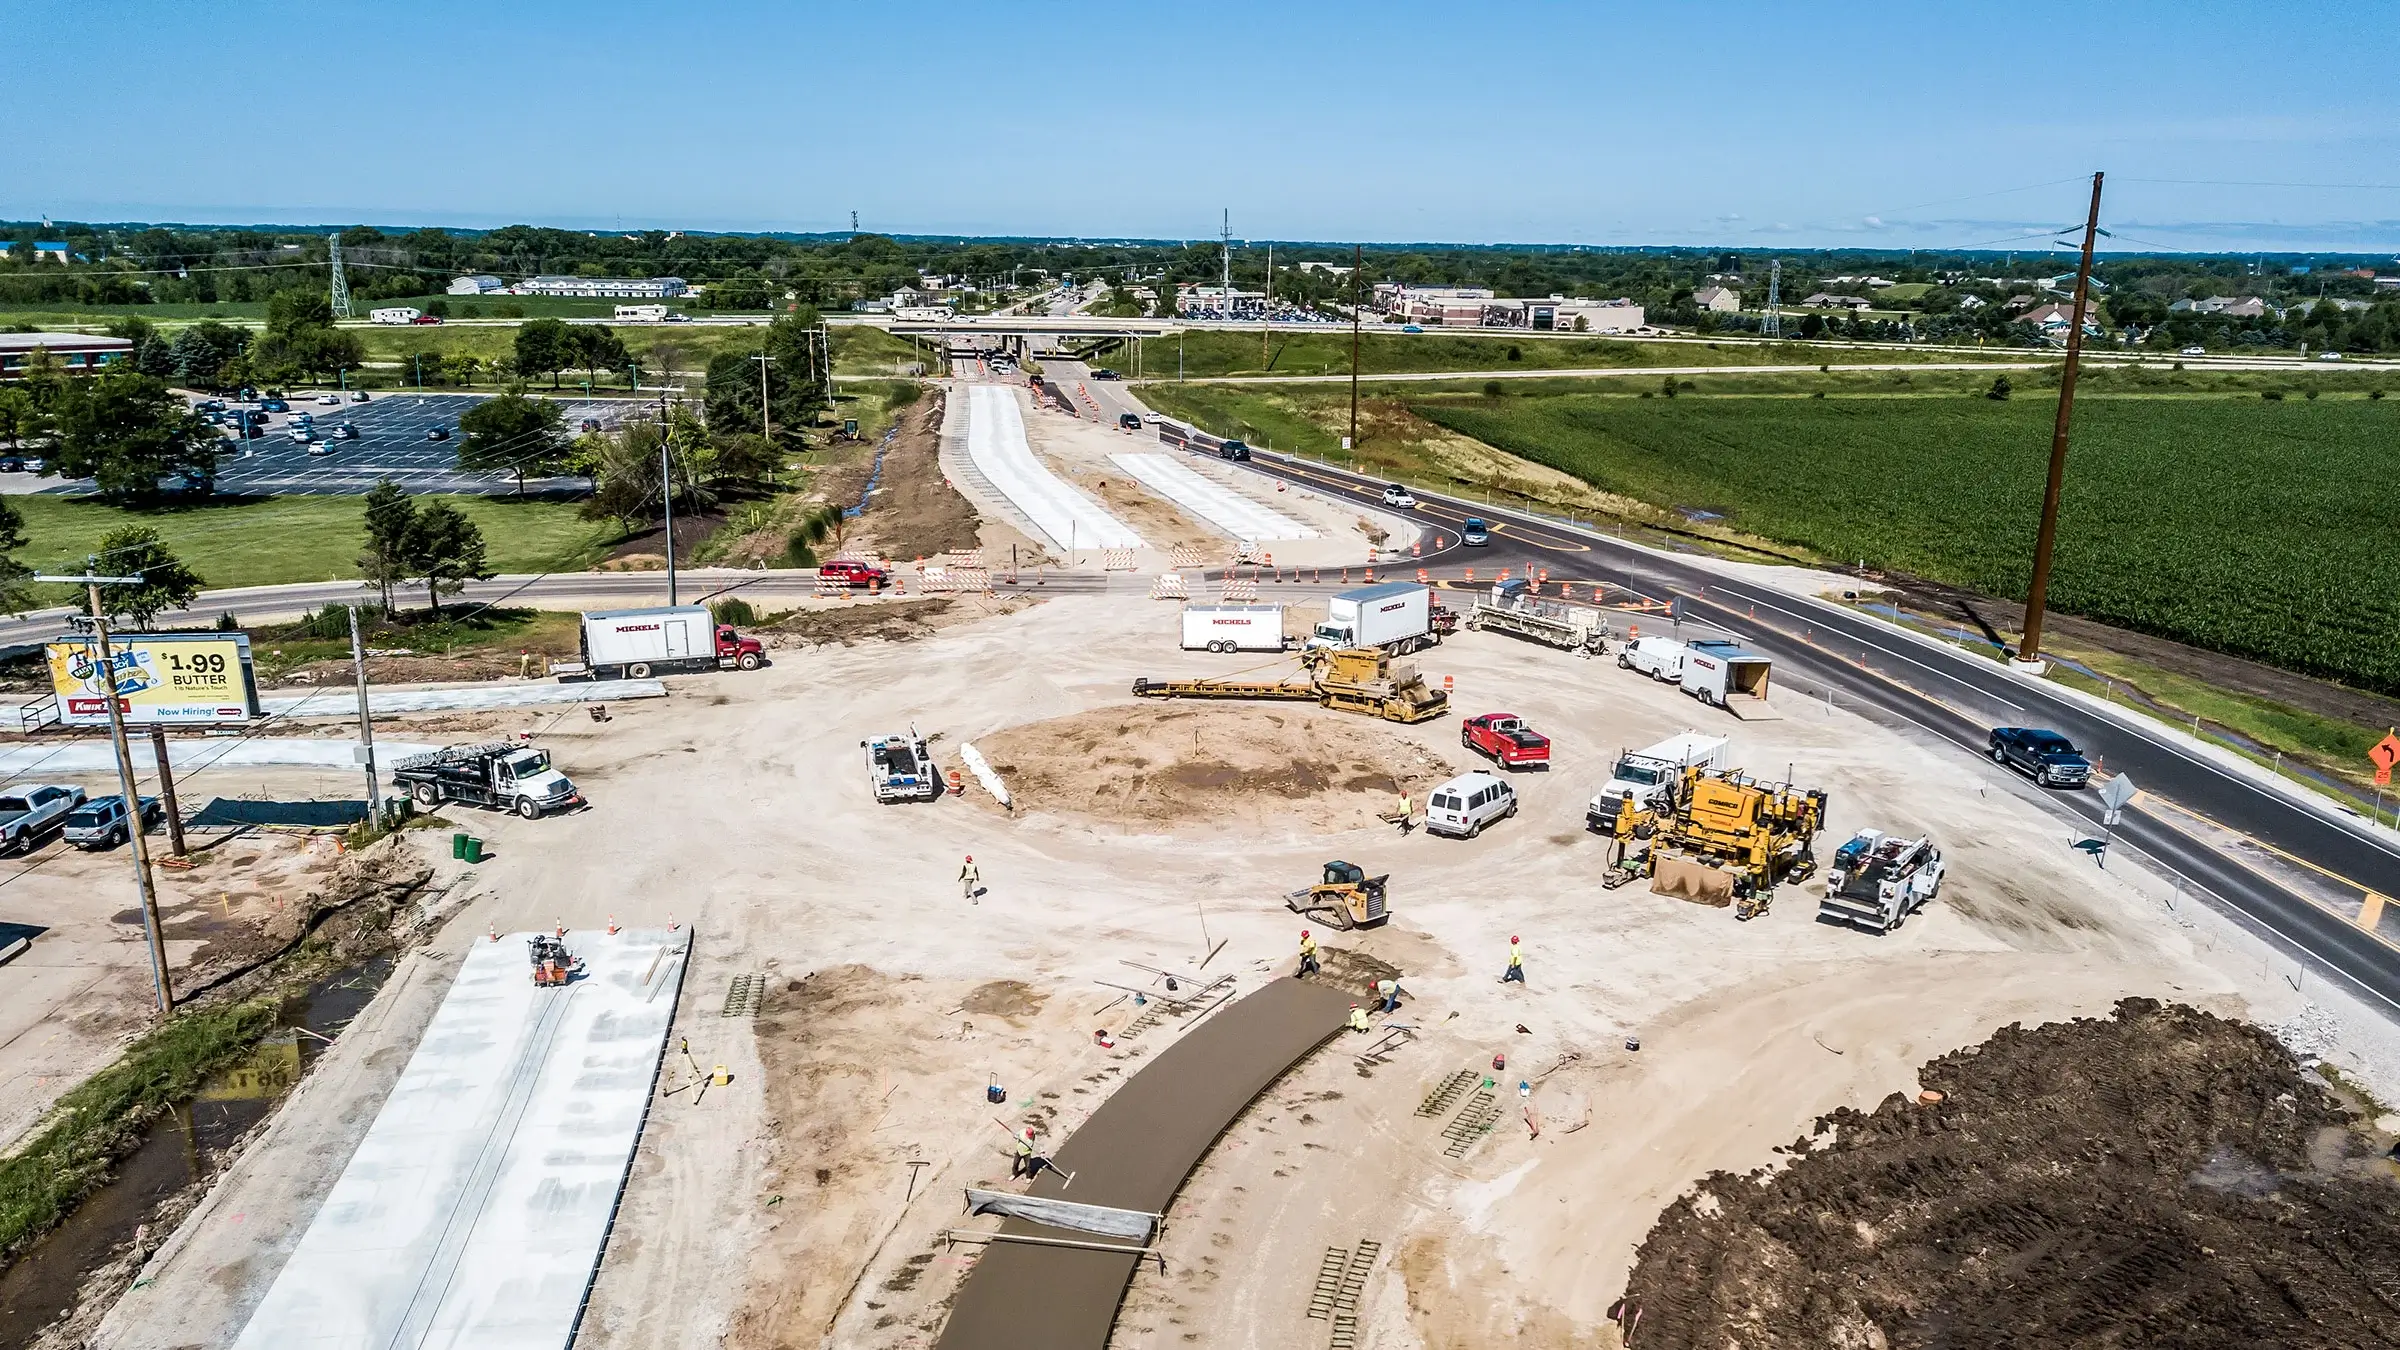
[1109,329,1999,380]
[16,494,621,592]
[242,606,587,680]
[831,324,939,377]
[0,998,280,1260]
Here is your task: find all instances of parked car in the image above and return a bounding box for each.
[1423,771,1517,838]
[259,398,289,412]
[196,399,227,413]
[315,394,341,405]
[63,795,164,850]
[2180,346,2206,356]
[1216,439,1250,461]
[412,314,443,325]
[579,418,602,433]
[351,390,371,402]
[334,422,359,439]
[0,785,87,853]
[1988,726,2093,788]
[1460,517,1490,546]
[1381,483,1417,509]
[817,558,889,587]
[308,441,334,456]
[1118,412,1143,431]
[289,426,316,442]
[22,457,43,474]
[0,457,22,473]
[427,427,451,441]
[1461,712,1550,769]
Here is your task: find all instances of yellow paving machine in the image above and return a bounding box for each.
[1591,765,1827,920]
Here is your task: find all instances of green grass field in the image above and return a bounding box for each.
[1413,393,2400,694]
[1115,329,1994,380]
[13,493,620,592]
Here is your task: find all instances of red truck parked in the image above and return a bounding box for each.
[817,559,890,588]
[1461,713,1551,769]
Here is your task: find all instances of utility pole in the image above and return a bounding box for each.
[37,565,173,1016]
[348,605,382,825]
[1263,242,1272,361]
[755,352,775,441]
[1220,209,1233,324]
[658,400,679,606]
[2015,171,2105,671]
[147,725,186,858]
[1348,244,1362,453]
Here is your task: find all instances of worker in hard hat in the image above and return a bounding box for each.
[1501,935,1526,984]
[959,855,981,904]
[1347,1003,1372,1033]
[1375,977,1400,1013]
[1297,929,1320,979]
[1013,1127,1059,1181]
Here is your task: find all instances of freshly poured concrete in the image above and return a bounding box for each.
[231,927,689,1350]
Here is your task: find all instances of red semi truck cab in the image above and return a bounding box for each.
[1461,713,1551,769]
[717,626,765,670]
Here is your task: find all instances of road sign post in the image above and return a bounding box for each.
[2096,773,2137,866]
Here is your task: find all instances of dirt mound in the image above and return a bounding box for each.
[972,703,1455,834]
[1615,998,2400,1349]
[768,594,1035,648]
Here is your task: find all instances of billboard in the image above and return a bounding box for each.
[45,632,261,727]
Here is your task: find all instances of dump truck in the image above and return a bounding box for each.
[1180,603,1290,653]
[863,730,941,803]
[1591,764,1826,920]
[1285,860,1390,930]
[1130,646,1448,724]
[1463,579,1606,655]
[394,742,584,819]
[1680,640,1772,713]
[1818,830,1945,934]
[570,606,767,680]
[1308,582,1437,655]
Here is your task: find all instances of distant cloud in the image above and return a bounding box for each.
[1862,215,1886,228]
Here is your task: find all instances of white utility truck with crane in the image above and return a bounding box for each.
[1817,830,1946,934]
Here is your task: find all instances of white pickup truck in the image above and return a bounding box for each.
[0,784,87,853]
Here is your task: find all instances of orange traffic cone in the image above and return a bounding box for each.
[607,914,620,935]
[488,923,499,942]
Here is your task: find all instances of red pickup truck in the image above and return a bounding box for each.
[1461,713,1550,769]
[817,559,889,588]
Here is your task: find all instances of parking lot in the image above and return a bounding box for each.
[26,392,634,498]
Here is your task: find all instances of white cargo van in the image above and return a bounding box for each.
[1424,771,1517,838]
[1586,732,1727,826]
[1181,604,1289,653]
[1618,637,1686,681]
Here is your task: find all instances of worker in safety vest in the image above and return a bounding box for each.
[1011,1128,1036,1177]
[1501,935,1526,985]
[959,855,981,904]
[1375,978,1399,1013]
[1347,1003,1371,1033]
[1297,929,1320,979]
[1394,791,1414,835]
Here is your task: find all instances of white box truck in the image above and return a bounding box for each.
[1309,582,1435,654]
[572,606,767,680]
[1681,640,1772,712]
[1181,604,1289,653]
[1586,732,1727,826]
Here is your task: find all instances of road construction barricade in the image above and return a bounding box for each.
[1102,548,1139,572]
[1149,572,1189,600]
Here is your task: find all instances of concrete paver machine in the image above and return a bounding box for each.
[1592,766,1827,920]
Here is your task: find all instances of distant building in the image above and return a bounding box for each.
[1178,285,1266,319]
[2021,299,2100,333]
[1957,295,1987,311]
[516,275,688,299]
[0,331,131,378]
[1800,293,1875,312]
[0,241,75,264]
[2171,296,2268,319]
[1693,285,1741,313]
[447,274,506,295]
[1295,261,1353,276]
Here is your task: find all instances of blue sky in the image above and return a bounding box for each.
[7,0,2397,252]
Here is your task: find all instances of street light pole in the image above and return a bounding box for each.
[1349,243,1363,453]
[37,567,173,1016]
[658,400,678,607]
[348,604,381,824]
[2015,170,2105,670]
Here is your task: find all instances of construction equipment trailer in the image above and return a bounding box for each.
[863,730,941,803]
[1818,830,1945,934]
[1131,647,1449,724]
[1463,579,1607,655]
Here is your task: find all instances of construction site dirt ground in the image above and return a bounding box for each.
[71,592,2400,1350]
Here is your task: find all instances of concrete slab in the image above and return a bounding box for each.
[967,384,1143,552]
[262,678,668,719]
[1108,452,1319,542]
[229,926,689,1350]
[0,739,438,776]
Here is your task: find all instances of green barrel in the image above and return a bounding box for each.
[463,837,485,863]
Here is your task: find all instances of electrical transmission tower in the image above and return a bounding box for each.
[328,233,352,319]
[1762,258,1781,337]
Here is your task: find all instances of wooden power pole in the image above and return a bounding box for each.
[2015,170,2104,669]
[1348,244,1363,457]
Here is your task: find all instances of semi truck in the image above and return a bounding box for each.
[1680,640,1772,712]
[1586,732,1727,825]
[1308,582,1436,655]
[394,742,584,819]
[1181,604,1290,653]
[569,606,767,680]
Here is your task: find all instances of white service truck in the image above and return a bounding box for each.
[1818,830,1945,934]
[1585,732,1727,825]
[570,606,767,680]
[1181,604,1290,653]
[1309,582,1436,655]
[1618,636,1686,681]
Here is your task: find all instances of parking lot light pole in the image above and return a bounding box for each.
[37,566,173,1016]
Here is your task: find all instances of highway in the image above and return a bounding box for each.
[1143,423,2400,1013]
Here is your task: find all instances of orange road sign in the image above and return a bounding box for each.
[2370,733,2400,786]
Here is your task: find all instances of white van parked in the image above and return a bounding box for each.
[1618,636,1686,681]
[1423,771,1517,839]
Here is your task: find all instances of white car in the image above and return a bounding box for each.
[2315,351,2343,361]
[2180,346,2206,356]
[316,394,341,405]
[1381,483,1418,509]
[1423,771,1516,839]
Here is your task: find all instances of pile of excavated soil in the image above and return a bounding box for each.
[1616,998,2400,1348]
[849,393,986,559]
[970,703,1455,834]
[767,594,1037,648]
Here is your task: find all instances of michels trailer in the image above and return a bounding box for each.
[571,606,766,680]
